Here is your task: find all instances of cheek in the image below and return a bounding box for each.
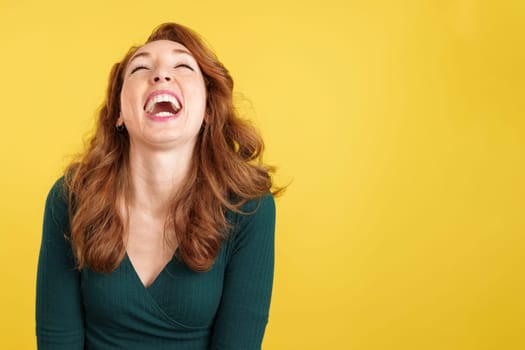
[189,81,208,115]
[193,92,207,121]
[120,84,140,116]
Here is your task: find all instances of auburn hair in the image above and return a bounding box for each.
[65,22,282,273]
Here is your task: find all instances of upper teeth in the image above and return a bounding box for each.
[145,94,181,113]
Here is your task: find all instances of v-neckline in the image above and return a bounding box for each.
[124,252,175,290]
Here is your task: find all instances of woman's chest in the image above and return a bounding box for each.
[80,245,228,331]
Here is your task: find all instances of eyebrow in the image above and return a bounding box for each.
[128,48,193,65]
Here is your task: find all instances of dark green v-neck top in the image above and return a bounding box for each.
[36,178,276,350]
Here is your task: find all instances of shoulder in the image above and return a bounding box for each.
[46,176,67,206]
[44,176,69,228]
[231,192,276,227]
[225,192,276,251]
[239,191,275,215]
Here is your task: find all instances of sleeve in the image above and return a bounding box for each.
[36,178,85,349]
[210,193,276,350]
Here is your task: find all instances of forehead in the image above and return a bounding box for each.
[130,40,193,60]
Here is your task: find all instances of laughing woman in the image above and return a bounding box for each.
[36,22,283,350]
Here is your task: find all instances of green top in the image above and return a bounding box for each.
[36,178,276,350]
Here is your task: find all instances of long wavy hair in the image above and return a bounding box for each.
[65,23,282,273]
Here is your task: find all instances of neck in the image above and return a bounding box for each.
[127,143,195,217]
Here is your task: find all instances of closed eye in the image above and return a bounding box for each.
[175,64,194,71]
[130,65,149,74]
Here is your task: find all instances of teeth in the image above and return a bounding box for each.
[153,111,176,117]
[145,94,181,113]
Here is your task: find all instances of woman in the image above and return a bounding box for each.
[36,22,282,350]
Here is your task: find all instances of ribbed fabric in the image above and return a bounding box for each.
[36,178,275,350]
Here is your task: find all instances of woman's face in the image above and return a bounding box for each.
[120,40,207,151]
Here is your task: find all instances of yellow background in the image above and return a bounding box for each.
[0,0,523,349]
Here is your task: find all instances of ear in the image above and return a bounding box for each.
[116,115,124,127]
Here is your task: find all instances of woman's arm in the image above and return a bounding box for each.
[210,193,276,350]
[36,178,85,349]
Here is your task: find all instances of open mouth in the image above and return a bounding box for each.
[144,92,182,118]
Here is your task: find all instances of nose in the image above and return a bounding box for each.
[153,75,171,82]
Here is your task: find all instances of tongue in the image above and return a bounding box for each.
[152,101,176,114]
